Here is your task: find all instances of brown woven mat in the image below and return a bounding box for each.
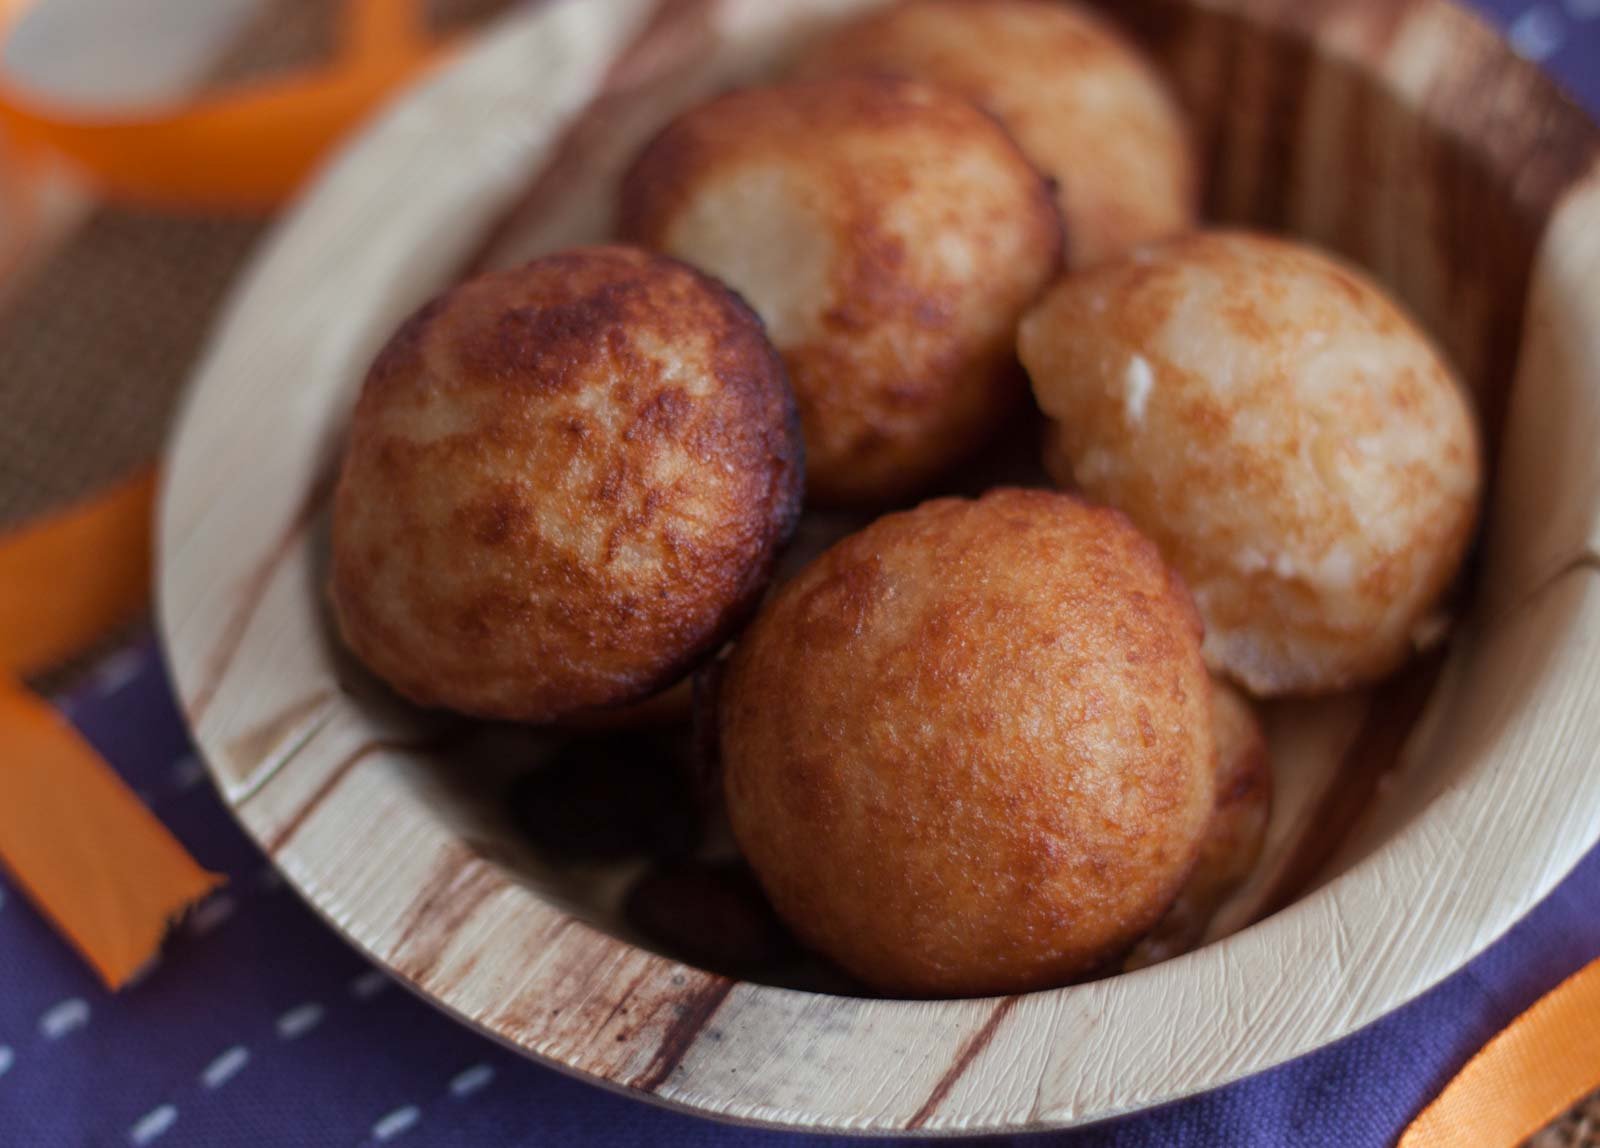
[0,210,264,530]
[0,0,515,531]
[0,1,1594,1141]
[1534,1093,1600,1148]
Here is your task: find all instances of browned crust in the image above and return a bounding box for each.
[720,488,1214,996]
[330,245,803,722]
[1123,678,1272,969]
[619,76,1063,506]
[1021,230,1482,696]
[796,0,1196,268]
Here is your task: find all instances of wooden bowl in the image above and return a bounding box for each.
[157,0,1600,1134]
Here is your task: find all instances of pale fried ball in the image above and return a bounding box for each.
[330,246,803,722]
[1019,232,1481,696]
[619,77,1062,506]
[720,489,1215,996]
[1124,679,1272,970]
[798,0,1196,268]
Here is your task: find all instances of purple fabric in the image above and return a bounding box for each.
[7,640,1600,1148]
[3,6,1598,1145]
[1501,2,1600,110]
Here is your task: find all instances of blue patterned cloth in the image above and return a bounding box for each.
[4,5,1599,1144]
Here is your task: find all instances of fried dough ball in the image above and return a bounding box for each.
[720,489,1215,996]
[556,677,694,731]
[798,0,1196,268]
[1020,232,1481,696]
[330,246,803,722]
[1125,679,1272,970]
[622,860,799,977]
[619,77,1062,506]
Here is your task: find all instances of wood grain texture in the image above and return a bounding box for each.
[157,0,1600,1133]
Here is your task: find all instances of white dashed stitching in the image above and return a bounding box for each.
[371,1106,420,1142]
[170,754,208,792]
[39,999,90,1039]
[449,1063,496,1098]
[91,649,145,697]
[275,1003,324,1040]
[350,969,389,1000]
[1509,4,1566,58]
[188,894,237,936]
[128,1104,177,1145]
[200,1045,251,1089]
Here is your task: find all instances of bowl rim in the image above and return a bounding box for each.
[157,0,1600,1134]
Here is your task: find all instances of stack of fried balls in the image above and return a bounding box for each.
[331,0,1482,998]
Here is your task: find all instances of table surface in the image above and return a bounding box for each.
[2,2,1599,1147]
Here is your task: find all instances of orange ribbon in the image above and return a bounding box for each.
[0,675,223,988]
[1400,954,1600,1147]
[0,0,461,992]
[0,471,222,988]
[0,468,153,676]
[0,0,452,212]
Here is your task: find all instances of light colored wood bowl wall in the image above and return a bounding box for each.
[158,0,1600,1133]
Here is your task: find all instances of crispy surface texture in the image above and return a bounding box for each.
[798,0,1196,268]
[330,245,803,722]
[720,488,1215,996]
[1125,678,1271,970]
[1020,231,1482,696]
[555,676,695,731]
[619,77,1062,506]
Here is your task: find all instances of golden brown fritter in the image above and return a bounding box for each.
[798,0,1196,268]
[619,77,1062,506]
[556,677,694,731]
[1020,231,1481,696]
[330,245,803,722]
[720,488,1215,997]
[1124,678,1272,970]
